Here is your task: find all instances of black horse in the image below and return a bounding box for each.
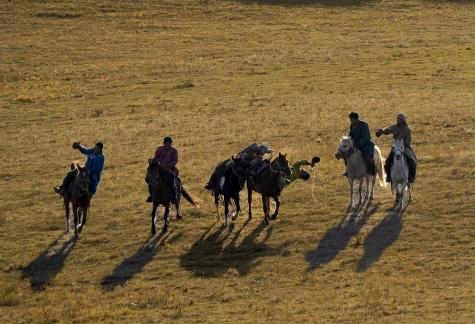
[211,156,250,227]
[147,162,197,234]
[247,153,291,224]
[64,164,91,237]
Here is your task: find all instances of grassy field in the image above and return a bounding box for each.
[1,0,474,322]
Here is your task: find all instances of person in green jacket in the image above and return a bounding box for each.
[284,156,320,186]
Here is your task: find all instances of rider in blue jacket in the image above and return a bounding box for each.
[54,142,105,196]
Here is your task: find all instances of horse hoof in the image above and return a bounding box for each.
[151,227,156,235]
[162,225,168,233]
[270,214,277,220]
[264,217,270,225]
[176,215,183,221]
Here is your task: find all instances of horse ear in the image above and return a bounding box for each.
[284,153,287,158]
[231,155,235,161]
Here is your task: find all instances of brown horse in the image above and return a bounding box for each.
[147,162,198,235]
[247,153,291,224]
[64,164,91,237]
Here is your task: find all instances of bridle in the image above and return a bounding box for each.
[336,139,354,158]
[393,141,409,181]
[269,157,291,177]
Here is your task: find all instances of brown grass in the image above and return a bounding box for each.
[0,0,474,322]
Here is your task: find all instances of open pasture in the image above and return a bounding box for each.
[0,0,474,322]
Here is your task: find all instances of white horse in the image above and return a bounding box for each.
[391,138,412,210]
[335,137,386,210]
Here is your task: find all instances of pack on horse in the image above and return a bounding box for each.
[63,164,91,237]
[146,160,198,235]
[246,152,292,224]
[208,156,250,227]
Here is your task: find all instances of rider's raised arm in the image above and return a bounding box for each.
[381,124,396,135]
[78,145,94,156]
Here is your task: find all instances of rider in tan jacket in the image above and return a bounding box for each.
[376,113,417,183]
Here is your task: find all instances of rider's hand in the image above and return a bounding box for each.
[376,129,383,137]
[72,142,80,149]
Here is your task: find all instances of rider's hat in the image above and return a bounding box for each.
[163,136,173,144]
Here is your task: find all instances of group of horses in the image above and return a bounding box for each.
[62,138,413,237]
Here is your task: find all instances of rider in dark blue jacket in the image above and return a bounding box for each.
[348,112,375,175]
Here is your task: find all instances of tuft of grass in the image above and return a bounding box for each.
[36,12,81,19]
[93,109,104,117]
[15,96,33,103]
[174,80,194,89]
[0,285,21,307]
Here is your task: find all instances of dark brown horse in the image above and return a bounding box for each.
[147,162,198,235]
[247,153,291,224]
[64,164,91,237]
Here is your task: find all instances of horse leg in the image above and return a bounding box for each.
[151,203,158,235]
[357,179,363,206]
[79,207,88,233]
[175,201,182,220]
[347,178,354,211]
[262,195,270,225]
[162,204,170,232]
[231,193,240,221]
[73,203,79,238]
[247,183,253,219]
[64,200,70,234]
[369,174,376,201]
[271,195,280,220]
[223,195,230,227]
[214,193,220,221]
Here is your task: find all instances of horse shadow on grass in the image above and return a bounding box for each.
[355,203,406,272]
[180,219,291,277]
[305,201,379,272]
[21,234,77,291]
[101,230,180,291]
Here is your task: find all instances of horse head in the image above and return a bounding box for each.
[75,166,90,194]
[393,139,405,160]
[231,156,249,179]
[272,152,291,177]
[335,136,353,160]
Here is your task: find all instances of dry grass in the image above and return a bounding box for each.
[0,0,474,322]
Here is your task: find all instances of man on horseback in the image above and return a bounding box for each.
[54,142,105,197]
[376,113,417,183]
[346,112,376,175]
[204,142,273,191]
[146,136,179,203]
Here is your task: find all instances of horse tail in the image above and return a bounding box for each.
[375,146,387,188]
[181,185,202,207]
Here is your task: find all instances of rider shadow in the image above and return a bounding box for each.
[305,202,379,272]
[180,220,289,277]
[101,230,176,291]
[21,234,78,291]
[356,204,406,272]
